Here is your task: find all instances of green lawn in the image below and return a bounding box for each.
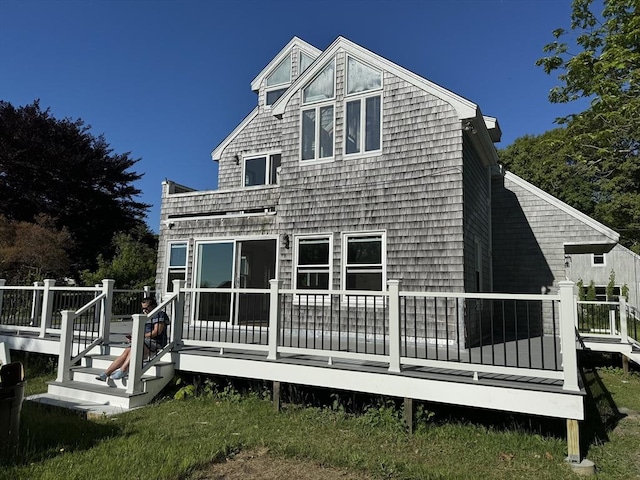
[2,352,639,480]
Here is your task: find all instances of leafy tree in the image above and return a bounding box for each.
[498,128,596,215]
[0,214,72,284]
[0,100,149,273]
[536,0,640,252]
[80,226,157,289]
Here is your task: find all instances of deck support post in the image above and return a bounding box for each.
[273,381,281,412]
[126,313,146,395]
[404,397,414,434]
[267,280,281,361]
[388,280,401,373]
[39,279,55,338]
[56,310,75,383]
[566,419,581,463]
[619,297,628,344]
[99,279,114,347]
[558,281,579,392]
[0,279,5,322]
[622,355,629,374]
[170,280,186,349]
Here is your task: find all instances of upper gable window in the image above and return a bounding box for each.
[266,55,291,87]
[302,60,335,104]
[265,55,292,106]
[299,51,315,74]
[346,56,382,95]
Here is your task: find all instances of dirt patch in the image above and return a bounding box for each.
[191,448,373,480]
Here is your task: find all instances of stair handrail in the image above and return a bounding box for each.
[126,280,185,395]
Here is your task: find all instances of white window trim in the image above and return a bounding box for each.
[591,253,606,267]
[343,91,383,159]
[242,151,281,188]
[341,231,387,302]
[345,55,383,97]
[299,102,336,164]
[165,241,189,294]
[293,234,333,302]
[301,59,336,106]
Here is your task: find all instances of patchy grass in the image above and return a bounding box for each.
[2,352,639,480]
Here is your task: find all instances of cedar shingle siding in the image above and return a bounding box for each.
[158,36,628,346]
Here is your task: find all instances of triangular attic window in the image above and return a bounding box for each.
[266,54,292,87]
[346,56,382,95]
[300,51,315,74]
[302,59,335,104]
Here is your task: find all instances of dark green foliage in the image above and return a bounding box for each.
[533,0,640,252]
[0,100,149,274]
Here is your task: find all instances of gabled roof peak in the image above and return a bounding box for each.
[250,37,321,92]
[271,36,478,120]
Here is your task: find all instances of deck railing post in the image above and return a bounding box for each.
[170,280,185,348]
[559,281,579,392]
[100,279,115,346]
[126,313,146,394]
[388,280,401,373]
[267,279,281,361]
[619,296,628,344]
[144,285,151,297]
[30,281,42,326]
[39,279,55,338]
[0,279,5,322]
[94,284,102,333]
[56,310,75,383]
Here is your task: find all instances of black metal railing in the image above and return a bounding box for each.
[0,288,36,327]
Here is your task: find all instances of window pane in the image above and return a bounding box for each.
[346,272,382,291]
[302,110,316,160]
[266,88,287,105]
[365,96,381,151]
[297,272,329,289]
[299,239,329,265]
[346,100,361,154]
[300,51,315,74]
[245,157,266,186]
[269,154,281,184]
[167,270,185,292]
[303,60,335,103]
[197,243,234,288]
[169,243,187,267]
[347,57,382,95]
[266,55,291,86]
[319,106,334,158]
[347,237,382,264]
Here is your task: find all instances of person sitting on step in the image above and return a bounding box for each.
[96,297,170,381]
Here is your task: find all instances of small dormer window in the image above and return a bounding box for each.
[302,60,335,104]
[300,51,315,74]
[266,55,292,106]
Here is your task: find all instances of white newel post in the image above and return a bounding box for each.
[100,279,115,345]
[267,280,281,361]
[93,284,102,333]
[619,297,628,344]
[126,313,146,394]
[56,310,75,383]
[388,280,401,373]
[0,279,5,321]
[170,280,185,348]
[559,281,579,392]
[30,281,42,326]
[143,285,151,297]
[39,279,55,338]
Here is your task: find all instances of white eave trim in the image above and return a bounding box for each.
[250,37,322,92]
[211,107,259,161]
[272,36,478,120]
[504,171,620,242]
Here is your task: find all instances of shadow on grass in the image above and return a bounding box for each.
[1,401,124,467]
[579,352,627,457]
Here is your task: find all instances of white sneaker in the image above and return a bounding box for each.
[111,369,128,380]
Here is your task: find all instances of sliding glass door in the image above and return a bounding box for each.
[194,238,276,325]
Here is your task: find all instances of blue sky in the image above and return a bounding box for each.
[0,0,591,232]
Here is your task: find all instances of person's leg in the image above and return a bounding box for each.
[105,348,130,375]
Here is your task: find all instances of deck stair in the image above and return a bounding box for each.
[28,345,175,416]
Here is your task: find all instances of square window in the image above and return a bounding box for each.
[592,253,605,266]
[244,153,281,186]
